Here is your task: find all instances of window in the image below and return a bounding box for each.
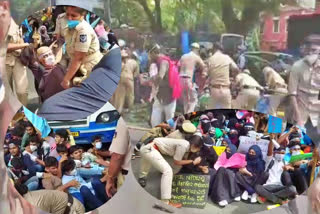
[273,18,280,33]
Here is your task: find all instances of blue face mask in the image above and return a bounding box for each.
[67,20,80,29]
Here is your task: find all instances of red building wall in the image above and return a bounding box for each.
[261,7,314,51]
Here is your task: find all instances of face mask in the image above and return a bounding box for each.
[229,134,237,139]
[202,123,211,134]
[69,168,77,176]
[292,151,301,156]
[247,154,256,160]
[30,145,37,152]
[95,142,102,150]
[67,20,80,29]
[44,55,55,66]
[275,154,285,162]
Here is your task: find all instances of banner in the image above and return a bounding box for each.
[268,115,283,133]
[238,136,269,159]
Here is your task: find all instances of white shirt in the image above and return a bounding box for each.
[264,156,284,186]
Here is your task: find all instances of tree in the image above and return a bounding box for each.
[135,0,163,33]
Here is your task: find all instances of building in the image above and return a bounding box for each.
[260,4,316,51]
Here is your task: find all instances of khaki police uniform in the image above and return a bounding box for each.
[63,18,103,78]
[288,55,320,130]
[263,66,288,116]
[111,58,139,113]
[5,18,28,106]
[54,13,70,69]
[139,122,196,200]
[179,51,205,114]
[139,137,190,200]
[24,190,85,214]
[234,71,263,110]
[207,50,238,109]
[109,117,132,189]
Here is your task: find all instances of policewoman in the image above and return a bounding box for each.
[60,6,103,89]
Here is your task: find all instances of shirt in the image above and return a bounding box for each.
[154,137,190,161]
[264,156,284,186]
[62,172,94,195]
[166,130,185,140]
[207,50,238,86]
[109,117,132,171]
[42,175,62,190]
[288,56,320,126]
[120,58,139,81]
[6,18,23,66]
[236,72,262,89]
[179,51,205,78]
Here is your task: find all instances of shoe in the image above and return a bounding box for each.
[251,193,258,203]
[234,196,241,202]
[218,200,228,207]
[257,196,266,204]
[241,191,249,200]
[138,177,147,187]
[168,202,182,208]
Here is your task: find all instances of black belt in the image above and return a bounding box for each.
[63,193,74,214]
[243,85,259,90]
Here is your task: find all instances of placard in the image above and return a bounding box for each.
[171,174,210,208]
[238,136,269,159]
[268,115,283,133]
[213,146,226,156]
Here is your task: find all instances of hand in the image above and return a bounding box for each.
[193,157,202,165]
[106,177,117,198]
[200,166,209,174]
[59,155,68,163]
[43,173,51,179]
[23,43,30,48]
[61,79,71,89]
[84,163,91,168]
[67,179,80,188]
[283,165,294,171]
[239,167,253,177]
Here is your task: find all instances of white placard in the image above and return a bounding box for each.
[237,136,270,159]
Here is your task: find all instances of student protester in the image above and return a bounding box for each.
[209,144,246,207]
[282,141,309,194]
[138,133,203,208]
[14,183,85,214]
[21,122,40,150]
[236,145,267,204]
[23,136,46,171]
[50,129,71,158]
[255,135,298,204]
[61,159,108,211]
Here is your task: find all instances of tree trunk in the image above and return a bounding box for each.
[136,0,163,33]
[154,0,163,32]
[104,0,112,27]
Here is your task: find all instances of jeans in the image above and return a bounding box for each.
[91,177,109,203]
[72,186,103,211]
[34,164,44,172]
[24,176,39,191]
[282,169,308,194]
[78,166,104,180]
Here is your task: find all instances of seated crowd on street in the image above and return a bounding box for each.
[134,109,318,208]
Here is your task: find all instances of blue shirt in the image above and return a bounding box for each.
[62,171,94,195]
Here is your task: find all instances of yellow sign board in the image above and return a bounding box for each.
[213,146,226,156]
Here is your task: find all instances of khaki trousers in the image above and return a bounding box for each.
[110,78,134,113]
[208,87,231,109]
[6,59,28,106]
[235,89,260,111]
[180,77,197,114]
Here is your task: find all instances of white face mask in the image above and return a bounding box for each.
[292,151,301,156]
[95,142,102,150]
[44,55,55,66]
[30,145,37,152]
[69,168,77,176]
[274,154,285,162]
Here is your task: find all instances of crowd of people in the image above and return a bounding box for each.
[134,110,318,209]
[3,108,129,213]
[5,5,121,121]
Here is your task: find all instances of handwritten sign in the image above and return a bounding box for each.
[268,115,283,133]
[238,136,269,159]
[213,146,226,156]
[171,174,210,208]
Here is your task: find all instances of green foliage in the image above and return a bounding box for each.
[11,0,48,24]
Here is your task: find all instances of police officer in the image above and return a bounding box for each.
[179,42,205,114]
[207,42,239,109]
[288,34,320,149]
[234,69,264,110]
[138,122,199,208]
[111,49,139,113]
[263,66,288,116]
[104,117,132,198]
[56,6,103,89]
[6,18,29,106]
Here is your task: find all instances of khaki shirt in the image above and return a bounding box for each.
[166,130,185,140]
[121,58,139,81]
[207,50,238,86]
[42,175,62,190]
[179,51,205,78]
[6,18,24,66]
[154,138,190,161]
[24,190,85,214]
[109,117,132,171]
[288,56,320,126]
[236,72,262,89]
[54,13,68,38]
[263,66,287,91]
[64,19,100,60]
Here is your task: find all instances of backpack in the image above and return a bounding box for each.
[157,56,182,100]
